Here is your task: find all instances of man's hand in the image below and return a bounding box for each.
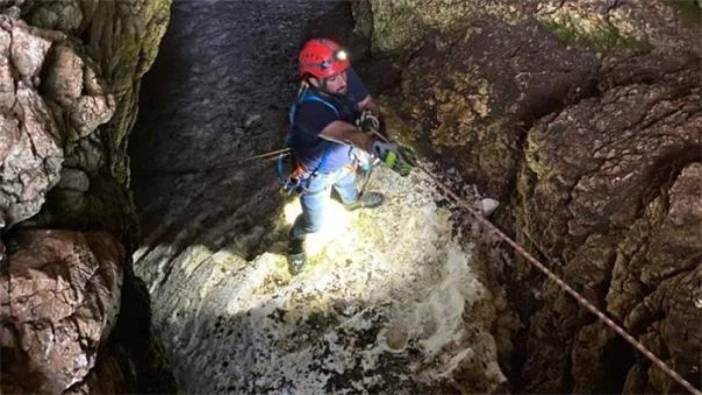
[357,111,380,134]
[370,140,416,177]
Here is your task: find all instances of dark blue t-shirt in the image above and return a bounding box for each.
[288,68,370,173]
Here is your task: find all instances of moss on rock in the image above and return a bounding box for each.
[536,11,653,53]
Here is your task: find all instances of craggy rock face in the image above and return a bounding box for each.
[23,0,172,186]
[0,16,114,232]
[533,0,701,55]
[16,0,170,238]
[519,51,701,393]
[0,230,124,394]
[354,0,702,393]
[395,17,598,198]
[0,0,171,393]
[352,0,540,53]
[0,17,62,230]
[366,0,699,200]
[520,53,701,261]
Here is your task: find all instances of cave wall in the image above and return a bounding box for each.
[352,0,701,393]
[0,0,171,393]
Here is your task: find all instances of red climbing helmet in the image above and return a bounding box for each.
[298,38,350,79]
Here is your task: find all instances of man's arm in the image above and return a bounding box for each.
[321,119,417,177]
[319,120,374,152]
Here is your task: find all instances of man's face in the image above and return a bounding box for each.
[322,71,348,95]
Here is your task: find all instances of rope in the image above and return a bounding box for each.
[415,164,701,395]
[366,126,698,393]
[133,148,291,177]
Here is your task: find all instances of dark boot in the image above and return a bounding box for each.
[287,238,306,275]
[343,191,384,211]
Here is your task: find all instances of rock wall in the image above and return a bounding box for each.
[519,51,701,393]
[354,0,700,55]
[353,0,701,393]
[0,0,171,392]
[20,0,170,240]
[392,17,598,199]
[0,16,113,231]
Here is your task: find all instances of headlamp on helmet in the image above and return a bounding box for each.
[298,39,351,79]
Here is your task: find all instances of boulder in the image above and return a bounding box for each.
[0,230,124,393]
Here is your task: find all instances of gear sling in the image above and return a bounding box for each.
[277,88,341,194]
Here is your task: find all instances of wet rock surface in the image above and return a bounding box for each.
[0,230,124,394]
[129,0,299,245]
[134,166,509,393]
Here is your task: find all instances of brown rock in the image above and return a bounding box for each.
[43,43,84,106]
[25,0,172,184]
[16,0,169,240]
[0,27,13,111]
[519,52,700,260]
[0,230,124,394]
[519,51,701,393]
[395,17,597,198]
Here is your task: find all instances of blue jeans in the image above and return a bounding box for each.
[289,167,358,241]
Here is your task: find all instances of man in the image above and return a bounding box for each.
[285,38,414,274]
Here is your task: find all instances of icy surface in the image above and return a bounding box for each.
[134,166,506,393]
